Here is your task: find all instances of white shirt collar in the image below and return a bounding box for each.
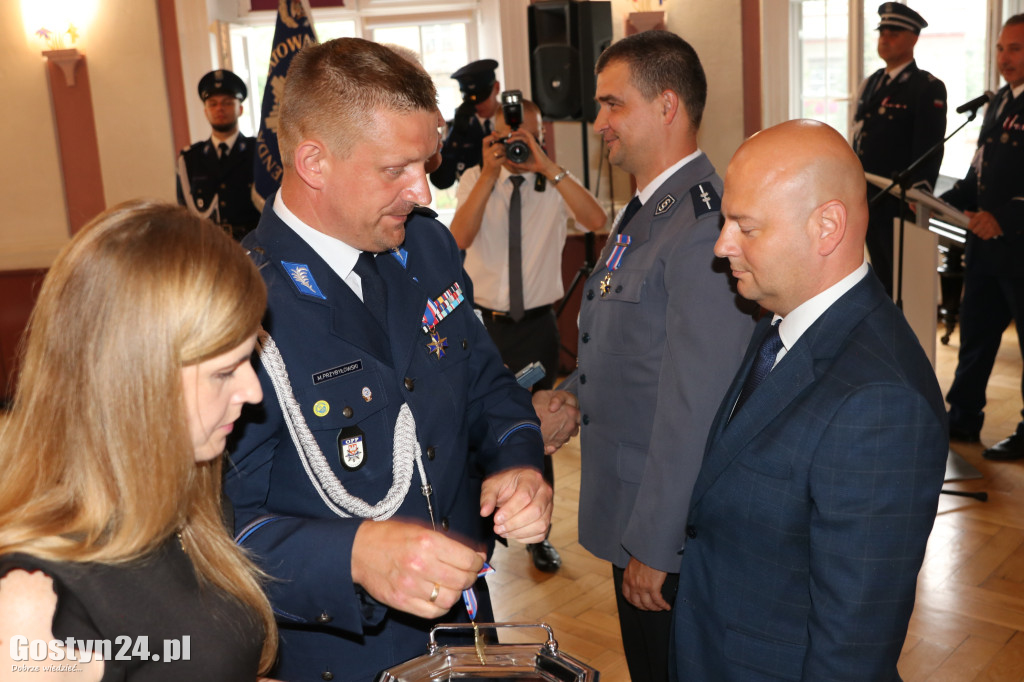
[1011,82,1024,100]
[885,60,913,80]
[636,148,703,205]
[272,192,361,282]
[775,261,870,358]
[211,131,240,155]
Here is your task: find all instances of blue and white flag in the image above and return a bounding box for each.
[253,0,318,206]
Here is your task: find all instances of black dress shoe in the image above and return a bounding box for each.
[983,431,1024,461]
[949,425,981,443]
[527,540,562,572]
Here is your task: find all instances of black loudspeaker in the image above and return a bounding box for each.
[528,1,612,122]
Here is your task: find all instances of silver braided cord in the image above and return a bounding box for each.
[257,330,425,521]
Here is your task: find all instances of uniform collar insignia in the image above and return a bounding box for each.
[390,247,409,269]
[654,194,676,216]
[282,261,327,300]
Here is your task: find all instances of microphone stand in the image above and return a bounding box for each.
[869,108,980,310]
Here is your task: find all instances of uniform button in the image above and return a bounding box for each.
[441,517,450,531]
[462,339,469,350]
[426,446,436,461]
[316,611,333,624]
[321,672,334,681]
[582,333,590,343]
[580,374,587,384]
[342,406,354,419]
[615,285,623,293]
[582,415,590,425]
[404,377,415,391]
[586,290,594,300]
[220,183,226,189]
[686,525,697,539]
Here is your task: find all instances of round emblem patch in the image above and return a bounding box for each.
[313,400,330,417]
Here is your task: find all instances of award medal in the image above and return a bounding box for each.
[601,234,631,297]
[422,282,464,358]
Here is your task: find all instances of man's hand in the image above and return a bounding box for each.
[965,210,1004,240]
[480,467,552,543]
[351,519,485,619]
[532,390,580,454]
[622,557,672,611]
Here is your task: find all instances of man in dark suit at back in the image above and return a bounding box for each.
[942,14,1024,461]
[852,3,946,297]
[672,120,948,681]
[176,69,261,240]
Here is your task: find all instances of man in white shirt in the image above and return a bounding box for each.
[450,97,606,573]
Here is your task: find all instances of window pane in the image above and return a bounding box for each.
[862,2,987,180]
[795,0,851,131]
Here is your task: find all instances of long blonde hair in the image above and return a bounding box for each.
[0,201,277,672]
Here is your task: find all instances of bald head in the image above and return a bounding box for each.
[715,120,868,316]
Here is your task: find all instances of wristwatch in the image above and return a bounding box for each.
[550,168,568,185]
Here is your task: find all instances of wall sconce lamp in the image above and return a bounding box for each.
[29,16,106,235]
[36,25,83,86]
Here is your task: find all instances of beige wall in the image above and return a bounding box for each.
[0,0,177,270]
[0,0,748,269]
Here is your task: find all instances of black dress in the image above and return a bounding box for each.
[0,538,264,681]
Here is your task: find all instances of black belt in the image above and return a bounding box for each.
[477,305,552,323]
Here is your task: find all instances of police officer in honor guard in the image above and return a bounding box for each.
[225,39,559,682]
[429,59,501,190]
[852,3,947,297]
[942,15,1024,461]
[450,96,606,573]
[544,31,757,682]
[176,69,261,241]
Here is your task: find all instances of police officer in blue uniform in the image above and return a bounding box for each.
[852,3,947,297]
[429,59,501,190]
[225,39,555,682]
[176,69,261,241]
[942,15,1024,460]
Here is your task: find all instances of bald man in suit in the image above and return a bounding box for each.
[672,120,948,681]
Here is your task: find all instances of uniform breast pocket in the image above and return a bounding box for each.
[294,362,391,433]
[595,269,653,355]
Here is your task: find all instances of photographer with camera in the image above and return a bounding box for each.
[450,94,606,573]
[430,59,502,190]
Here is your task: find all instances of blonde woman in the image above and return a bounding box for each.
[0,202,278,680]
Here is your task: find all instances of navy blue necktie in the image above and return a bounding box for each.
[732,322,783,417]
[354,252,388,330]
[616,196,642,236]
[218,142,230,168]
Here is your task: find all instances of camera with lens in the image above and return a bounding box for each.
[500,90,531,164]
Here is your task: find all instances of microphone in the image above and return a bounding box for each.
[956,91,995,115]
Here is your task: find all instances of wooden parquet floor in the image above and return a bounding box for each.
[488,324,1024,681]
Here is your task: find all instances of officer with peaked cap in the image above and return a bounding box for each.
[852,3,947,297]
[176,69,261,241]
[429,59,501,189]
